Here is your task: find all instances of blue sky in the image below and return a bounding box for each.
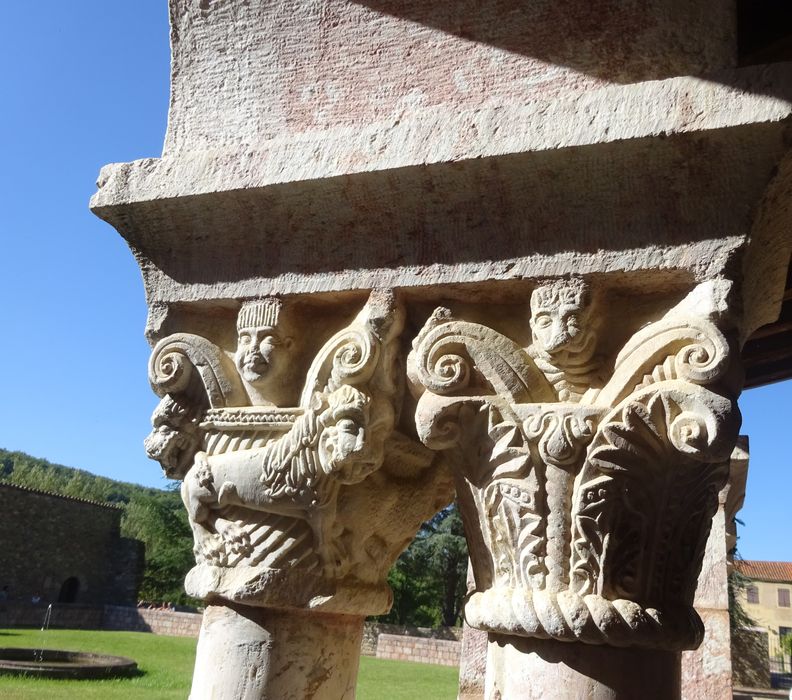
[1,2,790,562]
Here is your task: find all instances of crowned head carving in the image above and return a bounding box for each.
[235,298,295,405]
[529,278,599,364]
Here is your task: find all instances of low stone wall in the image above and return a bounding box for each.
[0,602,202,638]
[103,605,202,637]
[2,603,465,661]
[0,603,104,630]
[376,632,461,667]
[360,622,463,656]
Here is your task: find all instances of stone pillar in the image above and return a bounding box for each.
[138,293,452,699]
[459,562,488,700]
[190,605,364,699]
[91,1,792,697]
[680,439,749,700]
[408,280,745,699]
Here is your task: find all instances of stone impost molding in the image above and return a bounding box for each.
[91,1,792,698]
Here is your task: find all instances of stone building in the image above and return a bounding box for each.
[0,482,142,606]
[737,560,792,670]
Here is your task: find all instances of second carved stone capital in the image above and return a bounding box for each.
[407,280,740,651]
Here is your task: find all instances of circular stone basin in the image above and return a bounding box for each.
[0,648,137,679]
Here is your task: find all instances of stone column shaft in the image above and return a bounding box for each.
[487,637,680,700]
[191,605,363,700]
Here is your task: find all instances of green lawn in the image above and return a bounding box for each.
[358,656,458,700]
[0,628,458,699]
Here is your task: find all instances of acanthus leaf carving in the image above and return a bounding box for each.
[571,381,738,608]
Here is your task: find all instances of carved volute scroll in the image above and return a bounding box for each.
[145,290,453,615]
[407,279,741,651]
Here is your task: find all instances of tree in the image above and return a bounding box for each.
[414,506,468,626]
[781,631,792,659]
[121,492,196,605]
[377,504,468,627]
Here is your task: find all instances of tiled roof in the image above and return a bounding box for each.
[0,481,123,511]
[735,560,792,584]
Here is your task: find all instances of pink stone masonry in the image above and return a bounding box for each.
[375,633,461,667]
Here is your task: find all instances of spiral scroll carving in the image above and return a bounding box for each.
[149,332,244,408]
[408,316,554,403]
[330,331,377,388]
[674,334,729,384]
[300,318,383,407]
[150,344,194,396]
[594,316,731,408]
[411,328,473,395]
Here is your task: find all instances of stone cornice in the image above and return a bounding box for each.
[92,64,792,211]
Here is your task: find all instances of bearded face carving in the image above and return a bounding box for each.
[528,279,602,402]
[317,385,374,483]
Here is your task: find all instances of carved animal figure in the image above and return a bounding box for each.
[182,385,373,564]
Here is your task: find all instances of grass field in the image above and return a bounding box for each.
[0,628,458,699]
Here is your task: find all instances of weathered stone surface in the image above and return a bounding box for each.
[486,636,681,699]
[163,0,736,154]
[190,605,363,699]
[90,3,792,330]
[681,609,732,700]
[458,622,488,700]
[680,439,748,700]
[91,1,792,697]
[91,103,792,329]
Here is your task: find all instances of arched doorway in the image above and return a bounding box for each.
[57,577,80,604]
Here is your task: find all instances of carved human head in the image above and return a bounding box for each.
[319,385,375,484]
[529,279,599,361]
[234,298,294,388]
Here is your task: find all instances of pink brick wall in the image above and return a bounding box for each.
[103,605,202,637]
[376,633,461,667]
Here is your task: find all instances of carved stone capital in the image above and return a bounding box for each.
[407,281,740,651]
[147,290,452,615]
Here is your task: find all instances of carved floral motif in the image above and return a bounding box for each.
[407,280,740,650]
